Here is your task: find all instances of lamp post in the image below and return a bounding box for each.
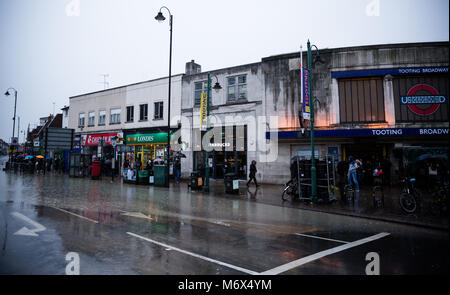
[4,87,18,167]
[204,73,222,193]
[155,6,173,188]
[306,40,324,203]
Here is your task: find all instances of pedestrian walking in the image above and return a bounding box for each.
[54,157,60,174]
[337,158,348,203]
[381,156,392,187]
[247,160,259,187]
[223,158,231,176]
[174,157,181,183]
[347,156,359,192]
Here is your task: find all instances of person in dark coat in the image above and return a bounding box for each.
[223,158,231,176]
[247,160,259,187]
[337,159,349,202]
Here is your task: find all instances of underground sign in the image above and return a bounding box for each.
[401,84,447,116]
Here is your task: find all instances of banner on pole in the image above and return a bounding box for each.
[302,67,310,120]
[200,92,208,131]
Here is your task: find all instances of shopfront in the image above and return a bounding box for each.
[270,127,449,185]
[81,132,122,159]
[125,132,169,169]
[193,125,247,180]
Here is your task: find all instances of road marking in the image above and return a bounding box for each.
[126,232,259,275]
[260,232,390,275]
[11,212,46,237]
[120,212,153,220]
[295,233,349,244]
[48,206,99,224]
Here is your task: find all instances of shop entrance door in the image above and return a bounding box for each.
[214,151,224,179]
[343,140,388,185]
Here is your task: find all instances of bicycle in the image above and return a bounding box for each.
[371,175,384,208]
[399,177,420,214]
[282,178,298,201]
[343,184,355,205]
[429,183,449,217]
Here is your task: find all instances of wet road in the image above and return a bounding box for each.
[0,162,448,275]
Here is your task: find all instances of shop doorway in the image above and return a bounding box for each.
[343,141,389,185]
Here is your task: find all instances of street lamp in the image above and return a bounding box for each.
[307,40,324,203]
[204,73,222,193]
[4,87,18,168]
[155,6,173,188]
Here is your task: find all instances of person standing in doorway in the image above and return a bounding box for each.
[247,160,259,187]
[347,156,359,192]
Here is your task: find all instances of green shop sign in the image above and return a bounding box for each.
[126,132,170,144]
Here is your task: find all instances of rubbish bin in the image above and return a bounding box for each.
[224,173,239,195]
[189,171,203,190]
[91,160,101,180]
[154,165,168,187]
[138,170,149,185]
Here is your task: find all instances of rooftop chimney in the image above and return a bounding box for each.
[185,60,201,75]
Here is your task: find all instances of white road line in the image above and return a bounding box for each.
[295,233,349,244]
[260,232,390,275]
[48,206,99,224]
[126,232,259,275]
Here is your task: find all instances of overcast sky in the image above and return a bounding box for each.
[0,0,448,143]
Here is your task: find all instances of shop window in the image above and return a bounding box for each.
[227,75,247,102]
[78,113,85,128]
[98,110,106,125]
[338,77,385,123]
[110,108,121,124]
[139,104,147,121]
[393,75,448,122]
[88,112,95,126]
[126,106,134,122]
[154,102,163,120]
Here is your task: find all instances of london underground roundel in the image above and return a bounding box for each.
[401,84,447,116]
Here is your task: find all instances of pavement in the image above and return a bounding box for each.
[186,178,449,231]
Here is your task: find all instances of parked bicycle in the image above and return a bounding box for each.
[282,178,298,201]
[371,170,384,208]
[429,183,449,217]
[399,177,420,214]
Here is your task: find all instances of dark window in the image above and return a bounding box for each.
[227,75,247,102]
[338,77,385,123]
[154,102,163,120]
[194,81,210,106]
[126,106,134,122]
[139,104,148,121]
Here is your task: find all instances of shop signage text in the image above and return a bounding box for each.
[200,92,208,131]
[82,133,120,146]
[302,68,310,120]
[331,67,449,79]
[126,133,168,144]
[400,84,447,116]
[269,128,450,139]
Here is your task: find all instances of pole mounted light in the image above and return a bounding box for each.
[204,73,222,193]
[306,40,324,203]
[5,87,18,168]
[155,6,173,188]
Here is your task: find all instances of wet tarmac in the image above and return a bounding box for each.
[0,160,448,275]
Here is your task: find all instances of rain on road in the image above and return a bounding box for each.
[0,162,448,275]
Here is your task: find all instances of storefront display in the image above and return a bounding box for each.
[194,126,247,180]
[123,132,170,184]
